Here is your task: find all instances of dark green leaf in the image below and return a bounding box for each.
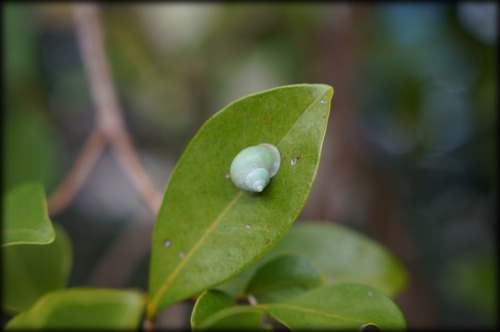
[261,283,406,330]
[2,183,54,246]
[148,84,333,318]
[2,223,72,313]
[5,288,146,330]
[196,306,269,330]
[243,253,324,303]
[191,290,268,330]
[220,221,408,297]
[191,290,237,328]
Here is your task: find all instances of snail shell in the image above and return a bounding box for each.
[230,143,281,192]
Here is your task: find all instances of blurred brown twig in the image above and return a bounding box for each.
[47,3,162,217]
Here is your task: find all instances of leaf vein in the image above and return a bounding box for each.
[263,303,360,323]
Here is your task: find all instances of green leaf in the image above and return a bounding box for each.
[196,306,269,330]
[191,290,237,328]
[261,283,406,330]
[220,221,408,297]
[2,183,54,246]
[2,223,72,313]
[191,290,268,330]
[148,84,333,318]
[243,253,324,303]
[5,288,146,330]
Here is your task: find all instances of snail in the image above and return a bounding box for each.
[230,143,281,192]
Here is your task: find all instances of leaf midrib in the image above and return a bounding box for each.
[149,191,243,312]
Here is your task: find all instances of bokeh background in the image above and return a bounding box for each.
[3,2,497,329]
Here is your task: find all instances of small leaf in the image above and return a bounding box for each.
[243,253,324,303]
[2,183,54,246]
[5,288,146,330]
[191,290,237,328]
[261,283,406,330]
[196,306,269,330]
[220,221,408,297]
[191,290,268,330]
[2,223,72,313]
[148,84,333,318]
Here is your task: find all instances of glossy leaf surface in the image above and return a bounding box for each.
[148,84,333,317]
[261,283,406,330]
[5,288,146,330]
[220,221,408,297]
[191,290,236,328]
[243,253,324,303]
[191,290,268,330]
[2,183,54,246]
[2,224,72,313]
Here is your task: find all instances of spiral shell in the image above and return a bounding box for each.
[230,143,281,192]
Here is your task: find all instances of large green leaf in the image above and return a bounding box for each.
[2,223,72,313]
[243,253,324,303]
[191,290,268,330]
[147,84,333,318]
[2,183,54,246]
[219,221,408,297]
[5,288,146,330]
[261,283,406,330]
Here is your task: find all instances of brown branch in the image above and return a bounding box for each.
[72,3,161,215]
[48,128,106,216]
[47,3,162,217]
[110,133,163,215]
[71,3,125,138]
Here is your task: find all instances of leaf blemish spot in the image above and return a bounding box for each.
[163,239,172,248]
[265,239,269,244]
[290,155,301,166]
[246,223,251,229]
[227,253,231,257]
[179,251,185,259]
[224,172,230,179]
[320,99,326,104]
[368,291,373,297]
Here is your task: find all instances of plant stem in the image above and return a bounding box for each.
[47,3,162,217]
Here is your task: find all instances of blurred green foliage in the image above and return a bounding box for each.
[3,4,64,194]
